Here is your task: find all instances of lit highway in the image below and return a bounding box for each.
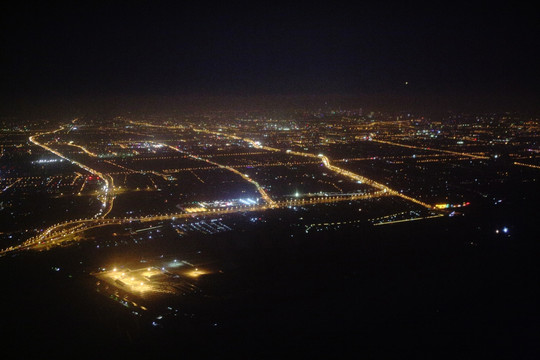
[370,138,540,170]
[9,117,522,256]
[28,126,115,218]
[129,121,434,209]
[513,161,540,169]
[0,178,21,193]
[202,128,433,209]
[316,154,433,209]
[62,142,99,157]
[369,138,489,159]
[0,190,390,255]
[198,128,434,208]
[158,142,277,207]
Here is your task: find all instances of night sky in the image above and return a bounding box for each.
[1,2,538,112]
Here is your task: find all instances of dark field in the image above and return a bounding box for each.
[1,195,539,359]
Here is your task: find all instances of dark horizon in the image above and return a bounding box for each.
[1,2,538,115]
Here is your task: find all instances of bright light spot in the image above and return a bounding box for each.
[502,227,509,233]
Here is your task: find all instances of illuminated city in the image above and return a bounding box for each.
[1,2,538,359]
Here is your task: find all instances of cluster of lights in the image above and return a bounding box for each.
[434,202,471,209]
[495,227,509,234]
[15,116,530,255]
[32,159,64,164]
